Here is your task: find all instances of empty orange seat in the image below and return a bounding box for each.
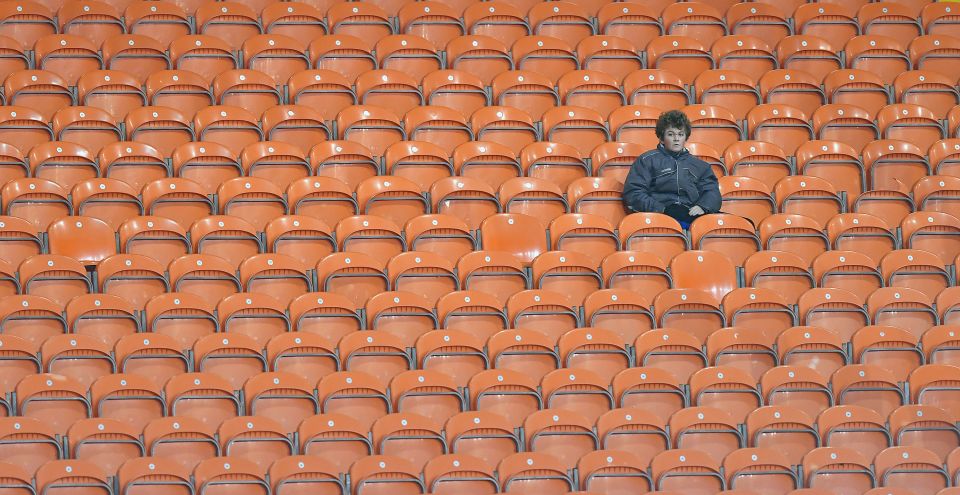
[708,38,772,91]
[776,34,841,83]
[901,211,960,264]
[598,3,662,50]
[655,288,725,344]
[507,289,579,344]
[327,2,394,48]
[242,34,310,86]
[799,288,871,343]
[217,177,287,231]
[895,71,960,120]
[169,34,238,84]
[646,35,714,86]
[909,34,960,79]
[529,1,595,47]
[195,1,261,52]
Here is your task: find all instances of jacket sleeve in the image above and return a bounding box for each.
[622,154,665,213]
[695,163,722,213]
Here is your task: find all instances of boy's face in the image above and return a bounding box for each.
[661,127,687,153]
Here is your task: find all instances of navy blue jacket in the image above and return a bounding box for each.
[622,143,722,214]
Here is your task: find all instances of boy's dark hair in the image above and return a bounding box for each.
[655,110,692,140]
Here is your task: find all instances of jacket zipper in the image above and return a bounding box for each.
[674,156,680,204]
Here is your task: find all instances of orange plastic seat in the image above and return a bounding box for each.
[646,35,714,86]
[901,211,960,265]
[690,366,763,423]
[189,215,262,269]
[881,248,950,301]
[915,175,960,218]
[597,3,662,50]
[47,203,119,264]
[20,254,93,308]
[894,71,959,120]
[366,290,439,347]
[142,416,219,471]
[529,1,594,47]
[595,408,669,467]
[433,293,505,346]
[298,413,373,474]
[709,36,774,88]
[387,251,458,307]
[169,34,238,84]
[512,35,579,83]
[116,456,193,495]
[35,33,102,85]
[757,214,829,267]
[327,2,394,48]
[144,69,214,121]
[722,287,797,340]
[350,455,425,495]
[746,405,819,467]
[613,366,688,422]
[606,105,660,151]
[794,3,859,52]
[575,35,643,84]
[922,0,959,34]
[40,333,114,390]
[909,34,960,80]
[195,2,262,52]
[541,367,613,424]
[4,69,73,122]
[374,34,442,83]
[0,143,28,188]
[414,328,487,389]
[682,104,742,154]
[852,325,923,381]
[126,106,195,158]
[114,332,188,389]
[90,373,165,432]
[832,364,906,417]
[846,34,912,86]
[623,69,690,114]
[776,34,841,83]
[825,213,898,265]
[654,289,725,345]
[0,2,56,50]
[314,252,387,310]
[689,213,760,267]
[210,69,283,121]
[0,179,71,234]
[430,176,501,232]
[717,177,772,226]
[671,250,738,303]
[540,106,609,158]
[243,371,319,432]
[725,4,791,55]
[816,103,882,158]
[470,106,539,157]
[861,0,927,27]
[398,2,463,51]
[193,457,269,495]
[372,414,446,475]
[68,418,143,477]
[305,36,373,87]
[506,289,579,345]
[242,34,310,86]
[339,330,412,388]
[467,369,541,430]
[479,213,548,265]
[0,106,52,155]
[802,447,876,495]
[100,34,169,85]
[923,323,960,364]
[0,215,43,268]
[651,449,724,495]
[695,69,760,120]
[140,178,213,232]
[35,460,111,495]
[456,250,528,307]
[16,373,90,434]
[66,292,139,347]
[125,0,191,46]
[759,366,826,423]
[217,177,287,231]
[635,327,706,383]
[445,35,512,87]
[619,211,688,258]
[193,333,267,390]
[382,140,453,193]
[817,404,891,463]
[388,371,464,426]
[266,324,338,385]
[317,370,391,431]
[662,2,727,47]
[824,68,890,117]
[909,364,960,419]
[875,446,949,494]
[462,2,529,57]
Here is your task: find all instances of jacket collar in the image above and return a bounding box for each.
[657,143,689,159]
